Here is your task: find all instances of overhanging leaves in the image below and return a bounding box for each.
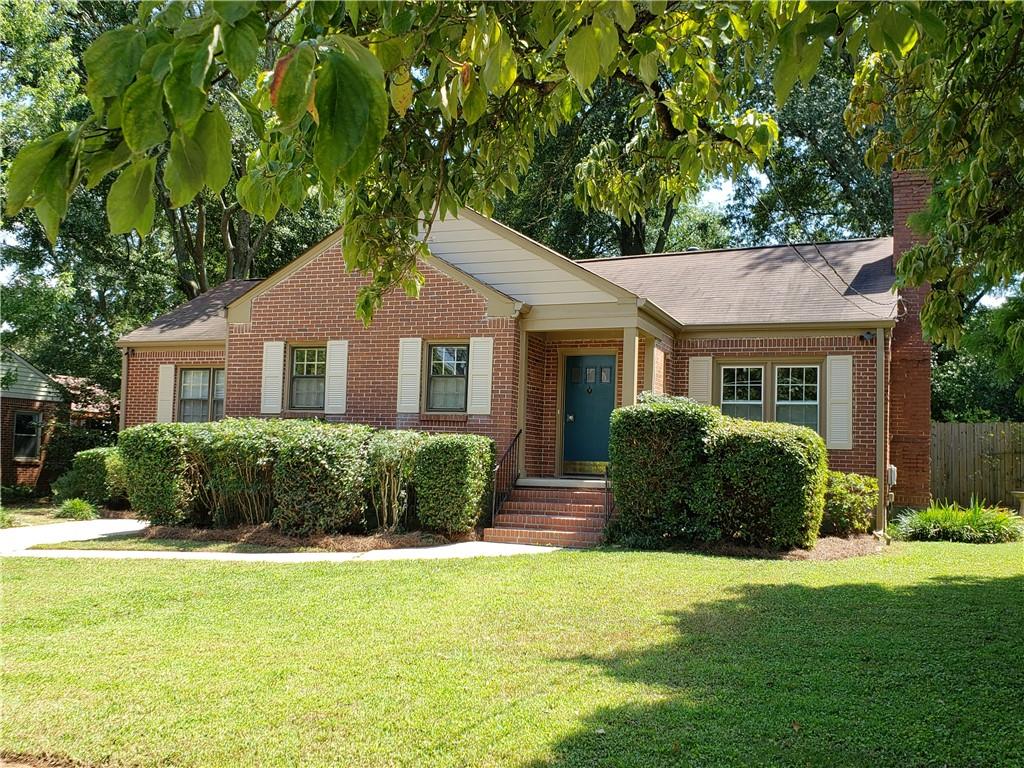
[107,157,156,236]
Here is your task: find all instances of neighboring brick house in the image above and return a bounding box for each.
[119,175,932,543]
[1,350,65,490]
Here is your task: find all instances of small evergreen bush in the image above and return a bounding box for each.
[693,418,828,549]
[607,396,721,545]
[0,506,12,528]
[893,500,1023,543]
[118,423,197,525]
[52,447,128,508]
[272,422,372,534]
[56,497,98,520]
[413,434,494,534]
[822,471,878,536]
[367,430,425,530]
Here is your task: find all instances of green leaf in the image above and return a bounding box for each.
[728,11,749,39]
[461,77,487,125]
[35,198,61,245]
[389,66,413,116]
[163,43,207,129]
[4,132,66,216]
[83,28,145,98]
[592,13,619,69]
[271,43,317,126]
[227,90,266,140]
[164,130,206,208]
[313,47,387,186]
[773,30,801,106]
[139,42,174,81]
[194,106,232,193]
[798,37,824,87]
[215,1,255,24]
[237,173,281,220]
[480,21,517,97]
[565,26,600,92]
[612,1,636,31]
[84,141,132,189]
[222,20,259,81]
[107,157,156,236]
[638,52,659,86]
[121,75,168,152]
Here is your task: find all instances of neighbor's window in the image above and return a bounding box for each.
[290,347,327,410]
[178,369,225,423]
[721,366,763,420]
[427,344,469,412]
[13,411,42,460]
[776,365,819,431]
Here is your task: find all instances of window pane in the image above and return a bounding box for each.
[722,368,763,404]
[292,377,325,409]
[180,369,210,400]
[777,403,819,431]
[211,370,225,420]
[13,432,40,458]
[179,399,208,423]
[776,367,818,403]
[428,376,466,410]
[722,403,763,421]
[14,412,40,435]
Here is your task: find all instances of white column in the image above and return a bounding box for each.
[622,326,638,406]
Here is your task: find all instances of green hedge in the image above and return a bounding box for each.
[823,471,878,536]
[52,446,128,508]
[273,422,372,535]
[693,419,828,549]
[413,434,494,534]
[119,423,197,525]
[367,430,425,530]
[607,396,721,544]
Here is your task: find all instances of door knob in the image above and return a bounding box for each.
[566,413,574,423]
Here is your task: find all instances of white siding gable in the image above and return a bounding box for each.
[0,350,64,402]
[425,215,619,305]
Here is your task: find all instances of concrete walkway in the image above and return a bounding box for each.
[0,519,557,563]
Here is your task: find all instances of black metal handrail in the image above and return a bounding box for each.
[604,463,616,526]
[491,429,523,523]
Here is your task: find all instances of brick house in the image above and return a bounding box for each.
[118,173,931,545]
[1,350,65,490]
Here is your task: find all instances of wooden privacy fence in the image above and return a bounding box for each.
[930,422,1024,507]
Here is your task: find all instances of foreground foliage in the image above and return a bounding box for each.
[822,470,878,537]
[893,500,1023,544]
[54,498,98,520]
[2,545,1021,767]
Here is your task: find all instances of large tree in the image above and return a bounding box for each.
[7,1,941,322]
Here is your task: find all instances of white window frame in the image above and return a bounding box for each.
[720,365,765,420]
[774,364,820,431]
[289,346,327,410]
[177,368,225,423]
[12,410,43,460]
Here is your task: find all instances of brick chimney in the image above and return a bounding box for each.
[888,171,932,507]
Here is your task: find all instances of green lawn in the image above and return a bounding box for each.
[2,543,1022,767]
[2,503,61,527]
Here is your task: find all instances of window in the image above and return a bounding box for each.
[290,347,327,409]
[427,344,469,411]
[721,366,763,420]
[776,365,819,431]
[178,369,225,422]
[13,411,42,460]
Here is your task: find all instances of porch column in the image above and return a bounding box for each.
[622,326,638,406]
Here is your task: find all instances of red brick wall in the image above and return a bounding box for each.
[122,348,226,427]
[889,171,932,506]
[673,335,880,476]
[226,245,520,455]
[0,397,59,490]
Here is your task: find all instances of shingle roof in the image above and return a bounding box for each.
[581,237,898,326]
[118,279,261,344]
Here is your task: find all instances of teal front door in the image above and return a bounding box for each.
[562,354,616,474]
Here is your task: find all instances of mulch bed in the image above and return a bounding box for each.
[690,534,887,561]
[137,523,476,552]
[1,752,80,768]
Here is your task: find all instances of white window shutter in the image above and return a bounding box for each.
[826,355,853,449]
[260,341,285,414]
[156,364,176,423]
[324,340,348,415]
[467,336,494,415]
[396,337,422,413]
[688,356,713,404]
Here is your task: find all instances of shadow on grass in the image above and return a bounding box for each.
[536,574,1024,767]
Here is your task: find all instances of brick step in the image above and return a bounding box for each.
[509,488,607,505]
[494,513,607,532]
[482,526,604,548]
[499,500,607,516]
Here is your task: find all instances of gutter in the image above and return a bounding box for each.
[875,325,887,533]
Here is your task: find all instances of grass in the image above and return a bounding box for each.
[0,503,62,528]
[31,532,305,553]
[2,543,1022,767]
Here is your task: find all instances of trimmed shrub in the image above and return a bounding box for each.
[692,418,828,549]
[1,484,37,502]
[56,497,98,520]
[272,423,373,534]
[413,434,494,534]
[822,471,878,536]
[367,430,425,530]
[118,423,197,525]
[44,422,117,481]
[52,447,128,508]
[893,500,1024,543]
[607,396,722,545]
